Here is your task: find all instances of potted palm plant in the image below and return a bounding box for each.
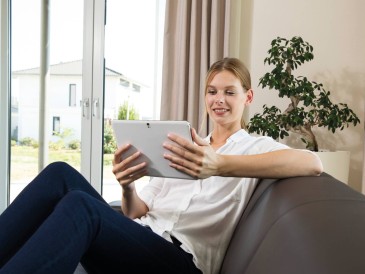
[248,36,360,182]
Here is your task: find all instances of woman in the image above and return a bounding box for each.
[0,58,322,274]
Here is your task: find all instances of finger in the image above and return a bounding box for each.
[115,162,148,182]
[112,150,144,175]
[118,168,148,188]
[191,128,209,146]
[164,152,201,172]
[171,164,198,178]
[163,142,203,164]
[167,133,196,152]
[165,137,202,158]
[113,143,131,165]
[168,155,214,180]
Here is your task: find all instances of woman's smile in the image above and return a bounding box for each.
[212,107,229,115]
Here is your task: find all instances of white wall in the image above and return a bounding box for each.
[236,0,365,192]
[15,74,82,140]
[104,79,152,120]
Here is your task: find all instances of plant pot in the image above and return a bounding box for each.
[315,151,351,184]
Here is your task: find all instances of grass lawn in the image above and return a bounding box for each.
[10,146,114,181]
[10,145,150,203]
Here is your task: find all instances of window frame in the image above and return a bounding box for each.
[81,0,105,193]
[0,0,11,213]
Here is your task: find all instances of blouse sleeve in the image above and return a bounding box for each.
[248,136,290,154]
[138,177,165,209]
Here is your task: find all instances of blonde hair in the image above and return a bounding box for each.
[201,57,251,131]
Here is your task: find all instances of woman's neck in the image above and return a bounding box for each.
[210,125,241,149]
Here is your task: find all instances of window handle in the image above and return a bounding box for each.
[93,98,100,119]
[81,98,90,119]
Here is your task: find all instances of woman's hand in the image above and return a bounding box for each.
[163,128,222,179]
[113,144,149,219]
[112,144,148,190]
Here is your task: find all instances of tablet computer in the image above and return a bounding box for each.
[112,120,194,180]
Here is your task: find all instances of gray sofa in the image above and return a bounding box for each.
[221,173,365,274]
[76,173,365,273]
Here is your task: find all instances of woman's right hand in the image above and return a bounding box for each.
[112,144,148,190]
[163,128,221,179]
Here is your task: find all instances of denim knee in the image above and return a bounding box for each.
[43,161,75,174]
[55,190,102,230]
[59,190,96,211]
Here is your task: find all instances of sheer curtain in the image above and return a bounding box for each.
[160,0,232,136]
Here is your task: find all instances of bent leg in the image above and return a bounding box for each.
[0,162,105,268]
[1,191,200,274]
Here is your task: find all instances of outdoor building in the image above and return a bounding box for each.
[11,60,148,143]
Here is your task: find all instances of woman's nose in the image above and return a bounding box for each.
[215,95,225,103]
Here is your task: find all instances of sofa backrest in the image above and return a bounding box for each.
[220,173,365,274]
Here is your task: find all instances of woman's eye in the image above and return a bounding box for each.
[226,90,235,95]
[207,90,217,94]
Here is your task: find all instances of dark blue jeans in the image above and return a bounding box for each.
[0,162,201,274]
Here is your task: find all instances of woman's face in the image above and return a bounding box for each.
[205,70,253,128]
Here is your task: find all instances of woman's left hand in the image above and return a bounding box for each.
[163,128,221,179]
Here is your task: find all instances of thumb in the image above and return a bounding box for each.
[191,128,209,146]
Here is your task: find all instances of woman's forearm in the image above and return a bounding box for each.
[217,149,323,179]
[121,183,149,219]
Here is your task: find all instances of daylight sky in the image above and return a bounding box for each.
[12,0,160,86]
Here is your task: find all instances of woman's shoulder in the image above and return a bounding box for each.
[235,130,290,153]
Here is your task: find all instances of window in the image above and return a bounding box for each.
[69,84,76,107]
[119,78,130,87]
[132,83,140,92]
[53,116,60,135]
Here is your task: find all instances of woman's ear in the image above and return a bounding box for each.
[245,89,254,105]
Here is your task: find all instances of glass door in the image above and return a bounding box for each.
[10,0,85,201]
[102,0,165,202]
[6,0,164,204]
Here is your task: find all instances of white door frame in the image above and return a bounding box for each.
[0,0,11,213]
[81,0,105,193]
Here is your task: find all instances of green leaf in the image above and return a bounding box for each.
[253,35,361,150]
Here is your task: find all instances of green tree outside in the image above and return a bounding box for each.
[117,101,139,120]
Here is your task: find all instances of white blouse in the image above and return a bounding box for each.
[135,129,289,274]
